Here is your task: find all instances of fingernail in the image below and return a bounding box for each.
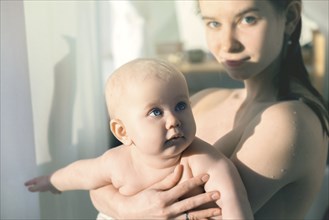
[213,210,221,216]
[212,192,220,200]
[201,174,209,182]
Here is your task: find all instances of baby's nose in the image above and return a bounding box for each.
[165,113,181,129]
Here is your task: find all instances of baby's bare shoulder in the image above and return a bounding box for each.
[100,145,131,166]
[184,137,231,166]
[186,137,220,154]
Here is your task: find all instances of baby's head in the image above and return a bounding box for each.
[105,58,188,119]
[105,58,196,155]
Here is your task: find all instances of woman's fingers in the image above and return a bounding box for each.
[166,174,212,203]
[135,167,222,219]
[185,208,221,220]
[174,208,221,220]
[168,191,221,217]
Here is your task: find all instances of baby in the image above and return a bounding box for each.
[25,58,253,219]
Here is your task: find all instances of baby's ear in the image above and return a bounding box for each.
[110,119,132,146]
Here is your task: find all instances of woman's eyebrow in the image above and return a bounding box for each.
[235,7,260,17]
[201,7,260,21]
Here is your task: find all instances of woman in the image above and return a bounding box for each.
[90,0,329,219]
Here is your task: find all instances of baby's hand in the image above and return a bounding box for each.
[24,175,61,194]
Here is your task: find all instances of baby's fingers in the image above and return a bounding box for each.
[28,186,38,192]
[24,178,40,192]
[24,177,38,187]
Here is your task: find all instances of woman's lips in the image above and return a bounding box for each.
[224,58,249,68]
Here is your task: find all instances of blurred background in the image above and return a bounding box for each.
[1,1,328,219]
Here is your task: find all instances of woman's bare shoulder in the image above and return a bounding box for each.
[233,100,328,212]
[260,100,325,137]
[238,100,327,179]
[247,100,326,151]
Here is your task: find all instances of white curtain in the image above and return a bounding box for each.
[175,0,208,51]
[1,1,40,219]
[24,1,109,218]
[110,0,145,69]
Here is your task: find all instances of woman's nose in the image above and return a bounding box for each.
[220,27,243,53]
[165,113,181,129]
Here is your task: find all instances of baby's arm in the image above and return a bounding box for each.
[51,155,112,192]
[188,138,253,219]
[25,149,115,193]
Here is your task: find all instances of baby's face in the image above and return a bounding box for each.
[122,74,196,158]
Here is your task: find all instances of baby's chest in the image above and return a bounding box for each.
[111,166,176,196]
[116,182,144,196]
[178,160,205,199]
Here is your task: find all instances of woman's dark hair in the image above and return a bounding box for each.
[270,0,329,136]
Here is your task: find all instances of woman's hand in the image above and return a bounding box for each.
[90,165,221,219]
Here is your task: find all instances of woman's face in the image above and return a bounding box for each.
[199,0,286,80]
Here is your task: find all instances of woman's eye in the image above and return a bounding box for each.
[241,16,257,25]
[207,21,221,29]
[149,108,162,117]
[175,102,187,111]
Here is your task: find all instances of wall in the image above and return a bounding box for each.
[0,1,40,219]
[303,0,329,101]
[131,0,180,57]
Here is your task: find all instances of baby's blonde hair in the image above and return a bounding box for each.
[105,58,187,119]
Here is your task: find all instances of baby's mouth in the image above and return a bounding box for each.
[165,134,184,145]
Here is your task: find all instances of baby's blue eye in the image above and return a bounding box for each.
[175,102,187,112]
[149,108,163,117]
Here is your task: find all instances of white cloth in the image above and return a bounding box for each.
[110,0,145,68]
[96,212,114,220]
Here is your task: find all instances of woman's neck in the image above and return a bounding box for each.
[244,57,281,104]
